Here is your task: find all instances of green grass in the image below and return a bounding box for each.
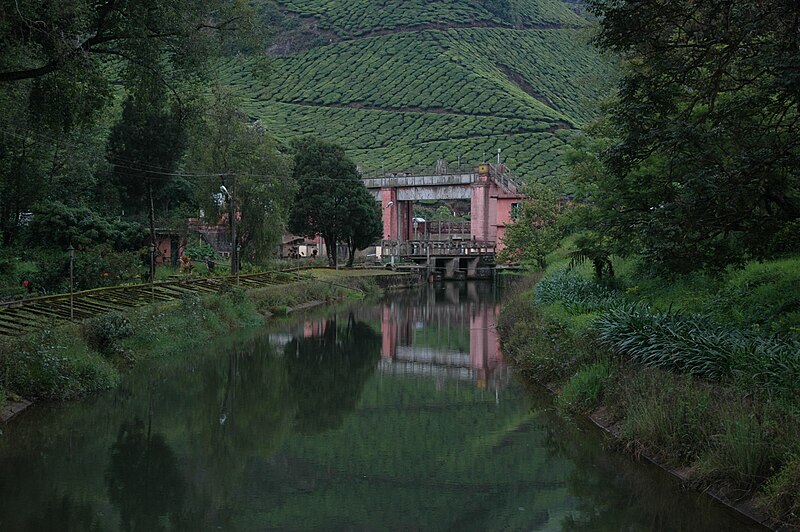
[613,370,717,464]
[557,359,613,412]
[611,256,800,334]
[219,2,615,185]
[763,454,800,523]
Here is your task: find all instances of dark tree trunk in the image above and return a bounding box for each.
[324,233,336,267]
[346,239,356,267]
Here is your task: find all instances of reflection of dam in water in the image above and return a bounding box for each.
[273,283,510,391]
[378,283,509,391]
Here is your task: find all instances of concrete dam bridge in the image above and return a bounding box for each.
[362,162,523,279]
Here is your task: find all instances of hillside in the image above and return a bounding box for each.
[222,0,614,184]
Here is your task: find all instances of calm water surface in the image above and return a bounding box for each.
[0,282,764,531]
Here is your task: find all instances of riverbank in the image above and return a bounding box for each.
[0,270,412,420]
[498,257,800,530]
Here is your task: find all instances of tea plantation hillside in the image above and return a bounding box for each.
[223,0,614,184]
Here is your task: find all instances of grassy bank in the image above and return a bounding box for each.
[0,276,374,408]
[498,256,800,528]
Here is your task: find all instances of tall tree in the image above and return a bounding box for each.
[345,187,383,267]
[0,0,250,83]
[288,138,379,267]
[0,0,258,249]
[577,0,800,272]
[108,94,188,270]
[186,87,293,266]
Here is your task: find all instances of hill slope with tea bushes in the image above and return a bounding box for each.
[222,0,614,183]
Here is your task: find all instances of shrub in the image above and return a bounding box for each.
[0,327,118,401]
[558,360,613,412]
[83,312,134,360]
[498,288,590,381]
[595,304,800,396]
[535,269,624,314]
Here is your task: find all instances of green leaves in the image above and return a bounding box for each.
[288,137,380,266]
[498,184,563,269]
[576,0,800,272]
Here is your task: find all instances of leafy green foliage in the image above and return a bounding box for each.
[572,0,800,272]
[26,202,145,251]
[558,360,612,412]
[535,267,800,397]
[595,305,800,395]
[83,312,135,360]
[0,325,118,401]
[499,185,563,268]
[534,269,623,313]
[345,187,383,267]
[288,138,379,266]
[108,96,189,215]
[185,86,294,264]
[763,454,800,522]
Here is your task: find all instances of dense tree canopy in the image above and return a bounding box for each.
[186,87,294,264]
[574,0,800,272]
[288,138,381,267]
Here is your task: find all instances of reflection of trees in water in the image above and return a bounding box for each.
[105,418,184,532]
[284,313,382,433]
[202,340,296,508]
[25,493,104,532]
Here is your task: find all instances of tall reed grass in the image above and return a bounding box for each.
[536,270,800,397]
[596,305,800,396]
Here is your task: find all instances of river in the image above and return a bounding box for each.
[0,281,763,530]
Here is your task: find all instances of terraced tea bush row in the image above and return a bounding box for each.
[274,0,585,37]
[222,28,613,126]
[348,130,570,183]
[239,100,571,182]
[243,101,556,150]
[452,28,617,124]
[224,31,566,121]
[215,13,613,185]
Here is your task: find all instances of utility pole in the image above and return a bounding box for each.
[232,174,239,286]
[68,244,75,320]
[222,175,239,286]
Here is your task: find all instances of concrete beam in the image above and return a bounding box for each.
[397,186,472,201]
[363,173,478,189]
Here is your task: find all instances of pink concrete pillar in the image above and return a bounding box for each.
[488,184,499,242]
[381,305,397,359]
[381,188,398,240]
[397,201,414,241]
[471,183,490,242]
[470,309,488,371]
